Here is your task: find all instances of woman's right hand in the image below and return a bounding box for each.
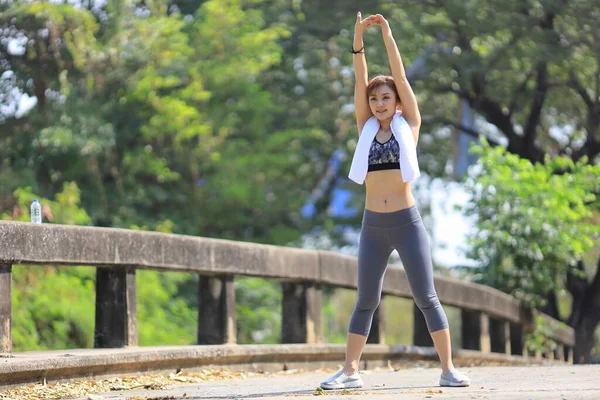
[355,12,378,35]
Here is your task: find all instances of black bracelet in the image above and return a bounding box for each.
[350,46,365,54]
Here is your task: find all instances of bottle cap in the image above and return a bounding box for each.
[33,199,39,202]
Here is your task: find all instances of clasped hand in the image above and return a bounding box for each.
[355,12,391,36]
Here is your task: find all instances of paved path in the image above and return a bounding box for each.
[74,365,600,400]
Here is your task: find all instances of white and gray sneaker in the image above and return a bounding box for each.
[319,369,363,390]
[439,368,470,387]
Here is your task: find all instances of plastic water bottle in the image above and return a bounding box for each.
[30,199,42,224]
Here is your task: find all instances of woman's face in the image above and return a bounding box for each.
[368,84,400,121]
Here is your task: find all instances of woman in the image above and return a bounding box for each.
[319,12,470,390]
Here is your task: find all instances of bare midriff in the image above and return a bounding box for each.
[364,169,415,212]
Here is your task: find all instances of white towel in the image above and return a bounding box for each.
[348,112,420,184]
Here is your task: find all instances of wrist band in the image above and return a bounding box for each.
[350,46,365,54]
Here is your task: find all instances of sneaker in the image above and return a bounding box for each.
[319,369,363,390]
[439,368,470,387]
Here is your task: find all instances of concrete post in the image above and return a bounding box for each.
[461,310,480,350]
[480,313,491,353]
[413,302,433,346]
[510,322,525,356]
[198,275,236,344]
[0,263,11,353]
[305,285,322,344]
[281,283,322,344]
[94,266,137,348]
[555,343,565,361]
[546,342,554,360]
[367,298,385,344]
[503,321,512,355]
[461,310,490,352]
[567,347,574,364]
[490,318,511,355]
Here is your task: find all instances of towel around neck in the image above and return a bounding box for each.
[348,112,420,184]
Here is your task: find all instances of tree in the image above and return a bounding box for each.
[0,0,336,348]
[386,0,600,363]
[387,0,600,164]
[463,139,600,362]
[0,0,327,241]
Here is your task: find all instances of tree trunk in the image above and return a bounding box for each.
[566,258,600,364]
[572,312,600,364]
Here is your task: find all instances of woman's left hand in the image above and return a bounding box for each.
[374,14,392,37]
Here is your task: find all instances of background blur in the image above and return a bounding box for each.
[1,0,599,362]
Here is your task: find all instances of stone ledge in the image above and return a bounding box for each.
[0,222,576,347]
[0,344,560,388]
[0,222,320,281]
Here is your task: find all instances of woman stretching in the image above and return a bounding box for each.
[319,12,470,390]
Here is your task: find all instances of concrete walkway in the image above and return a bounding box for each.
[73,365,600,400]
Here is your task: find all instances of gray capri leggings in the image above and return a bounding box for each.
[348,205,448,336]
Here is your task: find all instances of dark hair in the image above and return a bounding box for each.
[366,75,401,103]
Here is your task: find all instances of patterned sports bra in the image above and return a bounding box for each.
[368,134,400,172]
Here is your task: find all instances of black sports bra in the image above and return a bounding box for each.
[368,135,400,172]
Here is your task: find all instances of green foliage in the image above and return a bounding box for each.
[3,0,599,353]
[524,315,569,354]
[12,265,96,351]
[1,0,319,240]
[4,184,203,351]
[1,0,318,351]
[0,2,99,98]
[235,278,281,344]
[6,184,94,351]
[462,138,600,308]
[321,288,354,344]
[380,0,600,166]
[1,183,91,225]
[121,16,209,146]
[137,271,198,346]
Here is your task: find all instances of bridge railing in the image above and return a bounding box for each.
[0,221,574,362]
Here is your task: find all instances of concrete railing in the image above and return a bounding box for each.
[0,221,574,363]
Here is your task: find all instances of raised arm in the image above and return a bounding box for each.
[353,12,377,135]
[376,14,421,143]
